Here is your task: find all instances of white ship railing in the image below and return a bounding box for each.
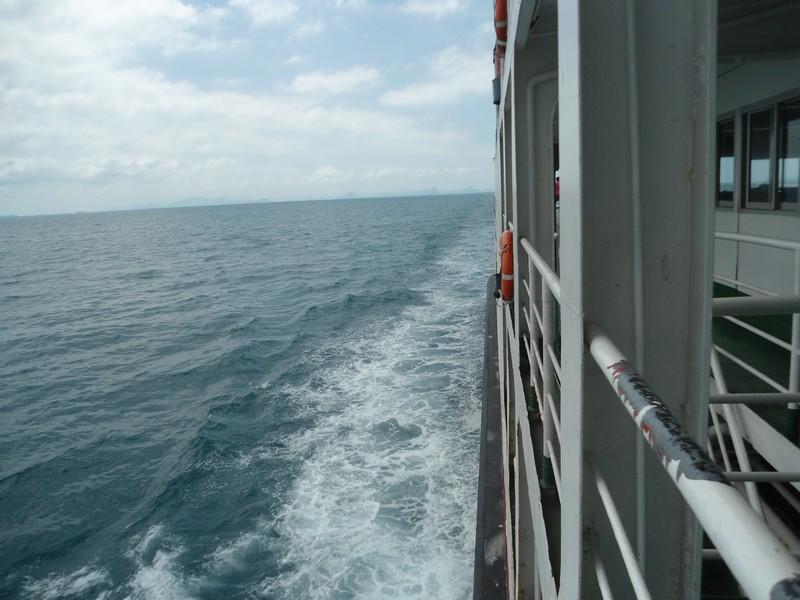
[508,234,800,599]
[519,237,562,498]
[709,232,800,527]
[713,232,800,409]
[586,322,800,600]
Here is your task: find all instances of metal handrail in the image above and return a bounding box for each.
[546,439,562,500]
[716,231,800,252]
[714,231,800,405]
[710,392,800,405]
[714,344,787,393]
[715,274,778,297]
[720,315,793,352]
[586,321,800,599]
[518,235,562,495]
[520,237,561,301]
[726,472,800,482]
[595,471,652,600]
[713,295,800,316]
[711,347,764,516]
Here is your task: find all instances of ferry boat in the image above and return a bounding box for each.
[475,1,800,598]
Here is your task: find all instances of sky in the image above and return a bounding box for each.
[0,0,496,216]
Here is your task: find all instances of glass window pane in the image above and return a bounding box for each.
[717,119,735,204]
[747,109,772,205]
[778,99,800,207]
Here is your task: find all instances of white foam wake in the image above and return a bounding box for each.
[253,218,491,599]
[122,524,195,600]
[22,566,111,600]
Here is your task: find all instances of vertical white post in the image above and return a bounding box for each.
[528,255,539,412]
[556,0,715,597]
[541,283,556,488]
[789,249,800,418]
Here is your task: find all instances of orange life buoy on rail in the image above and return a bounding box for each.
[500,229,514,302]
[495,0,507,53]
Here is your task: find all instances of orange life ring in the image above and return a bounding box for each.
[495,0,507,52]
[500,229,514,302]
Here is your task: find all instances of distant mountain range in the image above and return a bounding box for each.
[0,188,494,218]
[169,188,492,209]
[170,196,270,207]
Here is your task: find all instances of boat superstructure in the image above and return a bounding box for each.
[477,1,800,598]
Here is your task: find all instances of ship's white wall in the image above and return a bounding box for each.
[714,55,800,295]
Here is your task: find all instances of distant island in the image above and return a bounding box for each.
[0,189,494,218]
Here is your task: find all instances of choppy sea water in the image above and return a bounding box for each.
[0,194,493,600]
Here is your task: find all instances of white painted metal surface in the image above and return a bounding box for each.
[586,323,800,600]
[487,1,800,598]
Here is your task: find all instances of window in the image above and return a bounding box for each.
[745,108,773,208]
[716,92,800,214]
[717,118,735,206]
[778,98,800,210]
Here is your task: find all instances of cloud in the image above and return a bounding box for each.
[0,0,492,214]
[229,0,298,25]
[381,46,490,106]
[294,20,325,39]
[286,66,380,95]
[309,166,350,183]
[0,0,229,58]
[400,0,467,19]
[284,54,307,65]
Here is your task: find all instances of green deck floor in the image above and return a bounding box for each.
[713,282,798,442]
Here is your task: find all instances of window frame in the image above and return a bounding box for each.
[715,113,736,208]
[776,97,800,213]
[743,106,776,210]
[731,89,800,215]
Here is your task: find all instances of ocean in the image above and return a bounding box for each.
[0,194,493,600]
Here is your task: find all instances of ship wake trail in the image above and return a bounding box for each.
[254,222,489,600]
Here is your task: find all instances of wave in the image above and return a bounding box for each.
[2,196,493,599]
[21,566,111,600]
[252,219,489,600]
[122,525,196,600]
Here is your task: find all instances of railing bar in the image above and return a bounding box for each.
[531,337,544,376]
[545,439,562,501]
[523,307,533,338]
[703,548,800,560]
[586,321,800,598]
[707,440,717,465]
[714,345,788,393]
[545,392,561,443]
[523,334,533,370]
[520,237,561,301]
[532,302,544,331]
[726,472,800,482]
[522,277,532,301]
[505,303,516,345]
[594,555,615,600]
[710,393,800,405]
[546,344,561,381]
[714,296,800,318]
[721,316,794,351]
[523,335,543,409]
[711,348,765,517]
[790,249,799,408]
[770,481,800,515]
[715,231,800,251]
[595,472,652,600]
[708,407,733,473]
[714,275,778,297]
